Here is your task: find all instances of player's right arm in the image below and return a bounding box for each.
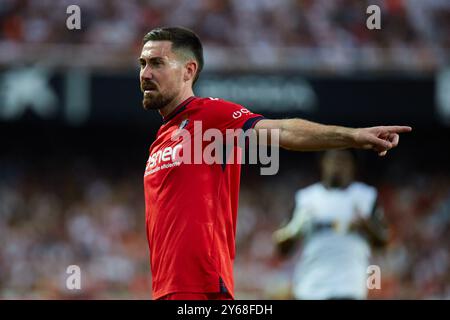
[273,198,310,256]
[255,118,412,156]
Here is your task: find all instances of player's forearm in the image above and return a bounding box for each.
[363,214,390,247]
[275,224,299,242]
[276,118,356,151]
[273,225,301,257]
[367,223,389,247]
[351,208,390,248]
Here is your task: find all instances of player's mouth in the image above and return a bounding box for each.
[144,88,158,96]
[143,85,158,94]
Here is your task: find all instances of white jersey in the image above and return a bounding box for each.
[290,182,377,300]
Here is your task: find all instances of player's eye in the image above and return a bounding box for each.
[151,60,163,67]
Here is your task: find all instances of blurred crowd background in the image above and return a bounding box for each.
[0,0,449,299]
[0,0,449,70]
[1,138,449,299]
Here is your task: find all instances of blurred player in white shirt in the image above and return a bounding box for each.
[273,150,389,300]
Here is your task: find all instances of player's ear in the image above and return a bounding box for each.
[183,60,198,83]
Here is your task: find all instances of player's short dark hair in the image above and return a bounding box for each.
[318,149,358,166]
[143,27,204,84]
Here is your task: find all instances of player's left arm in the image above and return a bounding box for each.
[351,202,390,248]
[254,118,412,156]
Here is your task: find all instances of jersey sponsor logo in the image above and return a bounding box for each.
[232,108,252,119]
[145,120,280,176]
[145,144,182,175]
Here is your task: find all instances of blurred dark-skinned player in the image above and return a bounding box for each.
[273,150,389,299]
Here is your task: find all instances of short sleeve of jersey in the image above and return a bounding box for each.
[287,185,317,234]
[199,98,264,132]
[295,183,321,212]
[292,190,305,220]
[294,189,309,213]
[351,183,378,218]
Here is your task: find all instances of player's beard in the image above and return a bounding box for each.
[142,90,176,111]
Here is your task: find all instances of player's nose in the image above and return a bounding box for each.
[140,65,153,81]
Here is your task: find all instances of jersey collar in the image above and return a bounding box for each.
[162,96,196,124]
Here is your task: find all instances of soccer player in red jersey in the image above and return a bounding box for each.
[139,27,411,300]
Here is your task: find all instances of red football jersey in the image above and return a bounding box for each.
[143,96,264,299]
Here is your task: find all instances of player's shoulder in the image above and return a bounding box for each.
[295,182,323,199]
[195,96,243,108]
[194,96,253,120]
[349,181,378,197]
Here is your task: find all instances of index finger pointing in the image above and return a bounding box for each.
[384,126,412,133]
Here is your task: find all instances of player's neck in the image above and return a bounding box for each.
[158,89,194,118]
[322,178,351,189]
